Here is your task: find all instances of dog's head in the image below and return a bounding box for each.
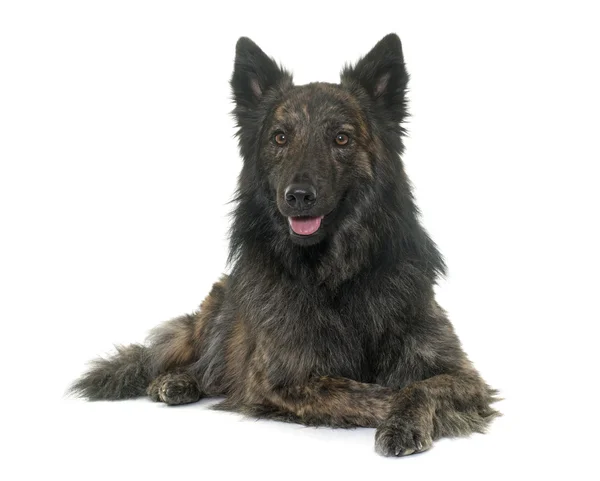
[231,34,408,247]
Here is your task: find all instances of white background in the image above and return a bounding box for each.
[1,1,599,479]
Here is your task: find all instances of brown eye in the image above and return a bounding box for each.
[274,132,287,145]
[335,133,349,146]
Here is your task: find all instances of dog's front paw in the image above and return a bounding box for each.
[147,372,202,406]
[375,414,434,457]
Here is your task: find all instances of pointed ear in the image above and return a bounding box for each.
[231,37,291,111]
[341,34,408,121]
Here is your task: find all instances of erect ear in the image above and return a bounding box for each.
[231,37,291,111]
[341,34,408,121]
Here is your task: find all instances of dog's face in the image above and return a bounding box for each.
[231,35,408,246]
[261,83,373,246]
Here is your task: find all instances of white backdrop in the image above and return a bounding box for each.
[1,1,599,480]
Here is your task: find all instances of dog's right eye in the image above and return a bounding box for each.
[335,133,350,146]
[273,132,287,146]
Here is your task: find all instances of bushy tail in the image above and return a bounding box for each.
[68,344,152,400]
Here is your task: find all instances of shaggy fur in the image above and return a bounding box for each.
[70,33,499,456]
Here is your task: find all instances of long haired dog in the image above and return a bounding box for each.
[71,34,499,456]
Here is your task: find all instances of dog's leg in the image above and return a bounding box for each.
[251,371,496,454]
[144,277,230,405]
[368,302,500,456]
[375,370,499,456]
[257,376,397,428]
[69,276,228,402]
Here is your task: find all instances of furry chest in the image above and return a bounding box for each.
[253,316,368,389]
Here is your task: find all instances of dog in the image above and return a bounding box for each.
[70,33,499,456]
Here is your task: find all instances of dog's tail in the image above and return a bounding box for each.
[68,343,152,400]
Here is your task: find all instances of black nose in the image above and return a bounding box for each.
[285,184,317,209]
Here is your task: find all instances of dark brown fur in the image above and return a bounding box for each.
[70,34,500,456]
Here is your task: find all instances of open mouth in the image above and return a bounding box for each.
[288,216,324,236]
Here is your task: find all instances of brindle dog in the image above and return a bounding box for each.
[70,34,499,456]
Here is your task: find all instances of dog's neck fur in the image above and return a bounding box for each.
[228,155,446,291]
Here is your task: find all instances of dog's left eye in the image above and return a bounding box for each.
[335,133,350,146]
[273,132,288,146]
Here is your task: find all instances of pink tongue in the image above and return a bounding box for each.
[289,216,323,236]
